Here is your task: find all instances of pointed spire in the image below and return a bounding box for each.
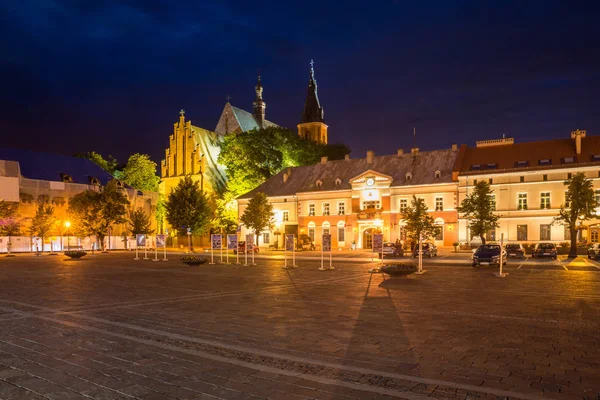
[179,109,185,124]
[253,75,266,127]
[301,59,324,123]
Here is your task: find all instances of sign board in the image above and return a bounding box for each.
[285,234,295,251]
[372,233,383,250]
[227,234,238,250]
[322,234,332,252]
[187,227,191,234]
[156,234,166,248]
[136,234,146,247]
[245,234,254,247]
[211,234,222,250]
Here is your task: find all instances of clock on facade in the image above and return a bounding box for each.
[366,177,375,187]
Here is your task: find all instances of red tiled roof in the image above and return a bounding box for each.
[459,135,600,174]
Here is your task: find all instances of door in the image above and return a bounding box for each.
[363,228,381,249]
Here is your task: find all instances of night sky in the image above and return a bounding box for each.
[2,1,599,166]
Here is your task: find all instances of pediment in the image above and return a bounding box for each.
[349,169,393,185]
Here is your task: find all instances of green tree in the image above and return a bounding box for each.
[155,194,166,233]
[129,209,154,236]
[457,180,500,244]
[165,176,212,239]
[553,172,597,257]
[400,195,441,244]
[0,200,20,236]
[119,154,160,192]
[239,192,274,245]
[68,180,129,250]
[212,191,238,234]
[76,151,120,175]
[28,203,56,252]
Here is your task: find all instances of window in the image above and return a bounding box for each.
[592,155,600,162]
[338,226,345,242]
[435,197,443,211]
[591,230,599,243]
[517,225,528,241]
[399,199,407,212]
[515,160,529,168]
[316,180,323,188]
[337,202,345,215]
[538,159,551,166]
[520,176,525,183]
[262,232,270,244]
[540,224,551,241]
[335,178,342,185]
[405,172,413,181]
[596,190,600,205]
[565,191,571,208]
[471,165,481,171]
[487,164,497,170]
[488,194,496,211]
[308,204,315,216]
[518,193,528,210]
[282,211,289,222]
[435,228,443,241]
[362,200,380,210]
[474,180,478,185]
[434,170,441,178]
[489,178,493,184]
[562,157,575,164]
[308,228,315,242]
[567,173,572,179]
[543,174,548,181]
[323,203,330,216]
[564,226,571,241]
[322,222,330,236]
[540,192,551,209]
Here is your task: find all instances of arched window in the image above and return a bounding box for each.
[337,221,345,243]
[434,217,444,241]
[434,170,441,179]
[316,180,323,188]
[322,221,331,236]
[405,172,413,181]
[335,178,342,185]
[308,222,316,242]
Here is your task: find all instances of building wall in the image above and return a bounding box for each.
[297,122,328,144]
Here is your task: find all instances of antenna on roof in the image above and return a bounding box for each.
[413,127,416,149]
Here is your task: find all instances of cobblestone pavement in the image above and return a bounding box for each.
[0,254,599,399]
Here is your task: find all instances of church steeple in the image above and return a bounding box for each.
[253,75,266,128]
[298,60,328,144]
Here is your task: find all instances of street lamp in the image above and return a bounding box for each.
[65,221,71,251]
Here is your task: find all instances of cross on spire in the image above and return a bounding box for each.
[310,59,314,69]
[179,109,185,116]
[226,95,231,103]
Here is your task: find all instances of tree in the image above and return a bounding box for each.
[212,191,238,234]
[68,180,129,250]
[28,203,56,252]
[553,172,597,257]
[129,209,154,236]
[0,200,21,236]
[165,176,212,239]
[400,195,441,245]
[76,151,120,175]
[239,192,274,245]
[119,154,160,192]
[457,180,500,244]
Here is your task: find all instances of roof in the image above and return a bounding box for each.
[230,106,278,131]
[239,149,459,199]
[460,134,600,174]
[214,103,279,135]
[0,148,116,185]
[300,68,324,124]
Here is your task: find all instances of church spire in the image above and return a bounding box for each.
[301,59,324,124]
[253,75,266,128]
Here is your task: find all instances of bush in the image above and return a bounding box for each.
[64,250,87,259]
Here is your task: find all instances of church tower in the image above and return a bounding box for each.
[298,60,328,144]
[253,76,266,128]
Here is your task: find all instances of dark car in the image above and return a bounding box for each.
[233,241,259,255]
[378,242,404,258]
[505,243,525,258]
[412,242,438,258]
[588,243,600,259]
[472,244,507,267]
[531,242,557,259]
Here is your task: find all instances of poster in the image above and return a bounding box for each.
[322,234,331,252]
[372,233,383,250]
[156,234,165,248]
[245,234,254,247]
[227,234,238,250]
[285,234,295,251]
[211,234,222,250]
[136,234,146,247]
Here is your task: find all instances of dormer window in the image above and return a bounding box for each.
[88,177,100,185]
[471,164,481,171]
[592,155,600,162]
[486,163,497,169]
[515,160,529,168]
[335,178,342,186]
[116,180,125,189]
[561,157,576,164]
[60,173,73,183]
[434,170,441,179]
[405,172,413,181]
[538,159,551,166]
[316,180,323,188]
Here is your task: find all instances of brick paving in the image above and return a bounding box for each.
[0,254,599,399]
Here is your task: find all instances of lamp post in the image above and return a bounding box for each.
[64,221,71,251]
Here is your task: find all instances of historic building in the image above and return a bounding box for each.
[298,61,328,144]
[0,149,158,252]
[237,146,462,249]
[457,130,600,244]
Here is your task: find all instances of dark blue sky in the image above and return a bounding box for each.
[1,0,599,165]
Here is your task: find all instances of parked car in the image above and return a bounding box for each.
[412,242,438,257]
[505,243,525,258]
[472,244,507,267]
[378,242,404,258]
[531,242,557,259]
[587,243,600,259]
[233,241,259,254]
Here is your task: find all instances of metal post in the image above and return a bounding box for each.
[495,233,508,277]
[415,232,427,274]
[319,243,325,270]
[162,241,168,261]
[134,238,139,260]
[220,240,223,264]
[329,247,334,270]
[143,235,149,260]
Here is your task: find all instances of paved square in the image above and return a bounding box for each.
[0,253,599,399]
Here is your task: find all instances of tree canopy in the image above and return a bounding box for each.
[239,192,274,244]
[76,151,120,175]
[218,126,350,196]
[0,200,20,236]
[165,176,212,236]
[129,209,154,236]
[400,195,441,243]
[28,203,56,250]
[457,180,500,244]
[211,191,238,234]
[119,154,161,192]
[553,172,597,256]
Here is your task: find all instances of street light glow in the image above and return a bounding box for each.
[65,221,71,228]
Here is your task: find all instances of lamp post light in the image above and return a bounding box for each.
[64,221,71,251]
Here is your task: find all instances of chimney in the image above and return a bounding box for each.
[451,144,458,151]
[283,167,291,183]
[571,129,586,155]
[397,149,404,156]
[366,150,374,164]
[320,156,328,165]
[411,147,419,156]
[344,154,350,161]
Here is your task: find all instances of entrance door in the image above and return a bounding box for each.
[363,228,381,249]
